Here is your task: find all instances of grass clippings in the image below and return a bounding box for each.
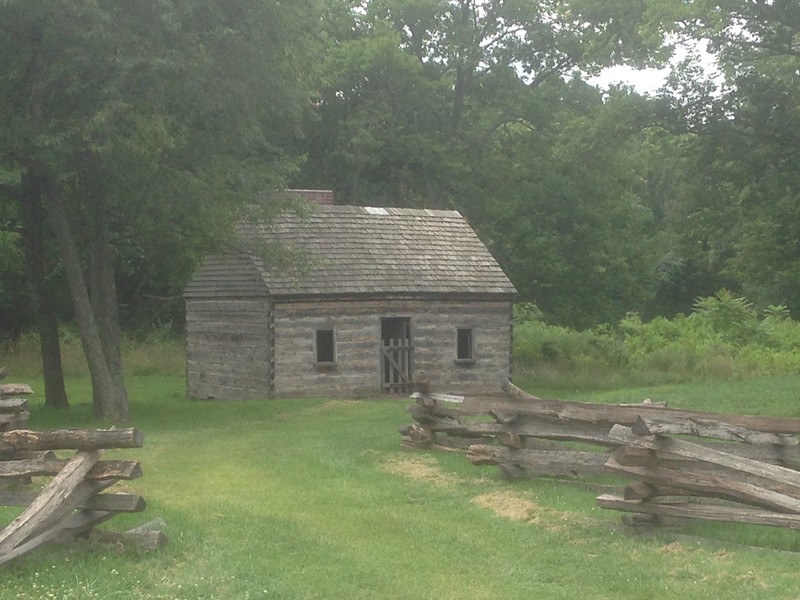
[379,454,462,487]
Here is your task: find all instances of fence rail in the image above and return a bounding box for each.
[402,382,800,530]
[0,372,163,565]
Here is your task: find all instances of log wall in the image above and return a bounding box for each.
[272,299,512,398]
[185,299,272,400]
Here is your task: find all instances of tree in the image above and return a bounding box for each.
[651,0,800,314]
[295,0,674,326]
[0,1,320,420]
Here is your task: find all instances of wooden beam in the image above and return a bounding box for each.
[0,384,33,397]
[0,428,144,452]
[0,510,115,566]
[0,450,101,558]
[0,457,142,480]
[605,457,800,513]
[0,490,145,513]
[631,415,797,446]
[597,494,800,530]
[503,383,800,435]
[467,444,609,477]
[609,425,800,496]
[0,399,28,414]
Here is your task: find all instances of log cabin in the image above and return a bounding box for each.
[183,194,516,399]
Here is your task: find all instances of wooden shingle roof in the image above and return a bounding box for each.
[185,205,516,300]
[252,205,515,299]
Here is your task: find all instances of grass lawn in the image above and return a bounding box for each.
[3,374,800,598]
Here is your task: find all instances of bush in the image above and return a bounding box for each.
[513,291,800,385]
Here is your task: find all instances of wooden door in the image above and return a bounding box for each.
[381,317,413,393]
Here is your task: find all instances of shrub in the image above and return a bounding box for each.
[513,291,800,384]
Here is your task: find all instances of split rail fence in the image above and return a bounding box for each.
[0,371,162,565]
[401,382,800,530]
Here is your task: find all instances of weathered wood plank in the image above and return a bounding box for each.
[612,439,800,469]
[491,413,617,447]
[467,444,609,477]
[0,385,33,397]
[609,425,800,495]
[0,490,145,513]
[0,450,102,557]
[605,457,800,513]
[0,413,29,429]
[0,428,144,452]
[632,415,797,446]
[596,494,800,530]
[504,383,800,435]
[0,510,115,566]
[411,392,466,405]
[623,481,672,500]
[0,458,142,480]
[0,399,28,414]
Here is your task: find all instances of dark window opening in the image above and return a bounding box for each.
[316,329,335,363]
[457,328,474,361]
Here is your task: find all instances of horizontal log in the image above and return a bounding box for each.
[468,444,609,477]
[0,510,115,566]
[605,457,800,513]
[0,428,144,452]
[504,383,800,435]
[0,490,145,512]
[0,384,33,397]
[0,458,142,480]
[614,439,800,470]
[609,425,800,496]
[490,413,616,447]
[597,494,800,530]
[623,481,681,500]
[0,413,29,430]
[632,415,797,446]
[410,405,617,447]
[411,392,466,405]
[0,450,56,461]
[0,399,28,414]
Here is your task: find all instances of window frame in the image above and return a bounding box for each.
[455,327,476,364]
[315,328,337,366]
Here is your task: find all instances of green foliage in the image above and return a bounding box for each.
[1,0,799,340]
[514,291,800,385]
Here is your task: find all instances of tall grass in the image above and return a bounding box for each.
[513,291,800,390]
[0,329,185,379]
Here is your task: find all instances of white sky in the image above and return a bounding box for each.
[588,65,671,94]
[588,40,720,95]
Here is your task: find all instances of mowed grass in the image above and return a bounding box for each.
[3,375,800,598]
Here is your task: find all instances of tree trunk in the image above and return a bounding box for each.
[84,164,128,422]
[450,0,474,132]
[40,177,127,423]
[26,18,128,423]
[19,165,69,410]
[21,20,69,410]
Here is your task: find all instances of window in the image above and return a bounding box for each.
[316,329,335,364]
[456,328,475,361]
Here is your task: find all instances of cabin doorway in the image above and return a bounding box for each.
[381,317,413,393]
